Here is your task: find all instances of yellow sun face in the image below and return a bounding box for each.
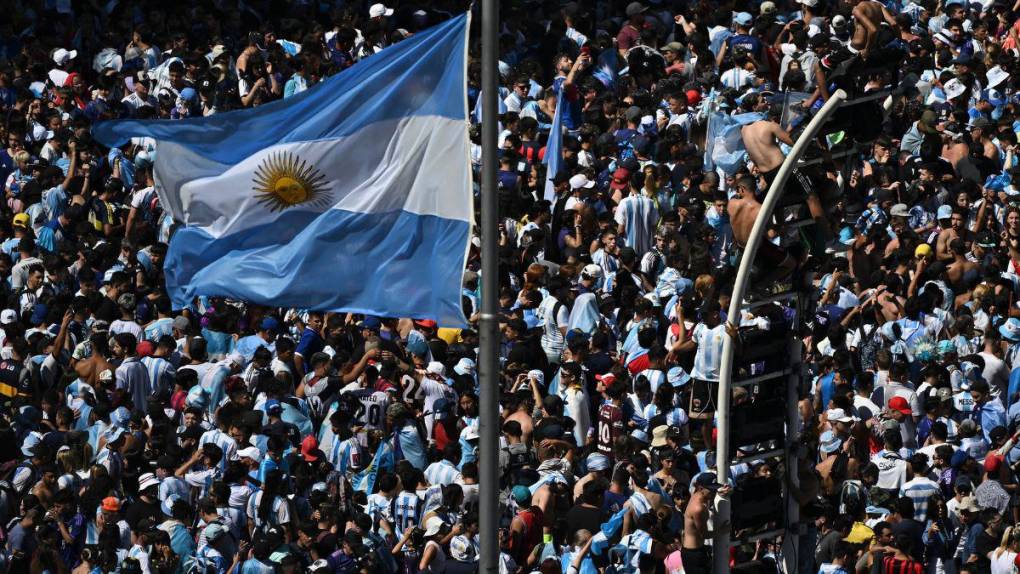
[252,151,329,212]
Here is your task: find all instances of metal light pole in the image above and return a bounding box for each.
[712,89,847,574]
[478,1,501,573]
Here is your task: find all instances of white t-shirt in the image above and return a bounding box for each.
[872,451,908,490]
[538,296,569,360]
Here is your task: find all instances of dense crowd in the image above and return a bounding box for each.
[4,0,1020,573]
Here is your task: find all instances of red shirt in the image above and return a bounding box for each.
[616,24,641,53]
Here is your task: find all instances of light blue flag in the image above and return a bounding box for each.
[92,15,473,326]
[354,439,395,493]
[543,90,564,203]
[708,111,766,175]
[472,87,509,125]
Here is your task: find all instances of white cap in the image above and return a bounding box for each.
[581,263,603,280]
[801,0,818,6]
[369,3,394,17]
[138,472,160,491]
[826,408,854,423]
[426,361,446,377]
[52,48,77,66]
[423,515,445,537]
[236,446,261,460]
[463,426,480,441]
[944,78,966,101]
[453,357,476,376]
[569,173,596,190]
[987,65,1010,89]
[889,203,910,218]
[0,309,17,325]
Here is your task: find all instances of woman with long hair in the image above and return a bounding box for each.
[246,469,292,542]
[989,524,1020,574]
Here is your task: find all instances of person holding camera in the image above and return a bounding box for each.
[391,515,451,574]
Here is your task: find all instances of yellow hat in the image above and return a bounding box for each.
[11,213,29,228]
[844,521,874,544]
[914,243,933,258]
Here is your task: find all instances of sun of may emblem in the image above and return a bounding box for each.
[252,151,329,212]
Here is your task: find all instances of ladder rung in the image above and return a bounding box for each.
[732,528,787,547]
[741,283,795,304]
[731,447,784,465]
[839,89,892,106]
[733,368,794,387]
[740,291,798,310]
[785,218,816,229]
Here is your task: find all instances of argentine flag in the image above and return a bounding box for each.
[542,91,564,203]
[93,15,472,326]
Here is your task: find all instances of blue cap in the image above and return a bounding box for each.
[950,449,970,468]
[259,317,279,333]
[30,304,47,326]
[819,430,842,454]
[1000,317,1020,342]
[265,399,282,414]
[734,11,753,25]
[179,87,198,102]
[361,316,382,330]
[406,338,429,357]
[512,485,532,505]
[111,406,131,428]
[937,204,953,220]
[839,226,855,245]
[668,366,691,387]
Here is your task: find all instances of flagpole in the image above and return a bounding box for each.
[478,0,501,573]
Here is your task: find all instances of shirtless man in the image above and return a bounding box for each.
[936,207,973,262]
[946,238,980,292]
[74,332,114,386]
[743,104,831,237]
[728,175,796,283]
[850,0,899,58]
[742,107,793,179]
[682,473,729,574]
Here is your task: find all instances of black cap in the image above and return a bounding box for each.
[177,425,203,441]
[694,472,722,490]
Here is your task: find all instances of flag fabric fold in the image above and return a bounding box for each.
[93,14,472,326]
[543,91,565,202]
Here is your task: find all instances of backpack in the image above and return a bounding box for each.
[139,189,163,227]
[3,461,35,498]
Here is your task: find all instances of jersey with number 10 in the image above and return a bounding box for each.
[597,403,624,456]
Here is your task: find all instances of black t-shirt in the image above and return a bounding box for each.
[122,498,161,530]
[892,518,925,562]
[565,503,606,538]
[93,295,119,323]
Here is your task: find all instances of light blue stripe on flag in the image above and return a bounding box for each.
[543,90,564,203]
[92,14,473,326]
